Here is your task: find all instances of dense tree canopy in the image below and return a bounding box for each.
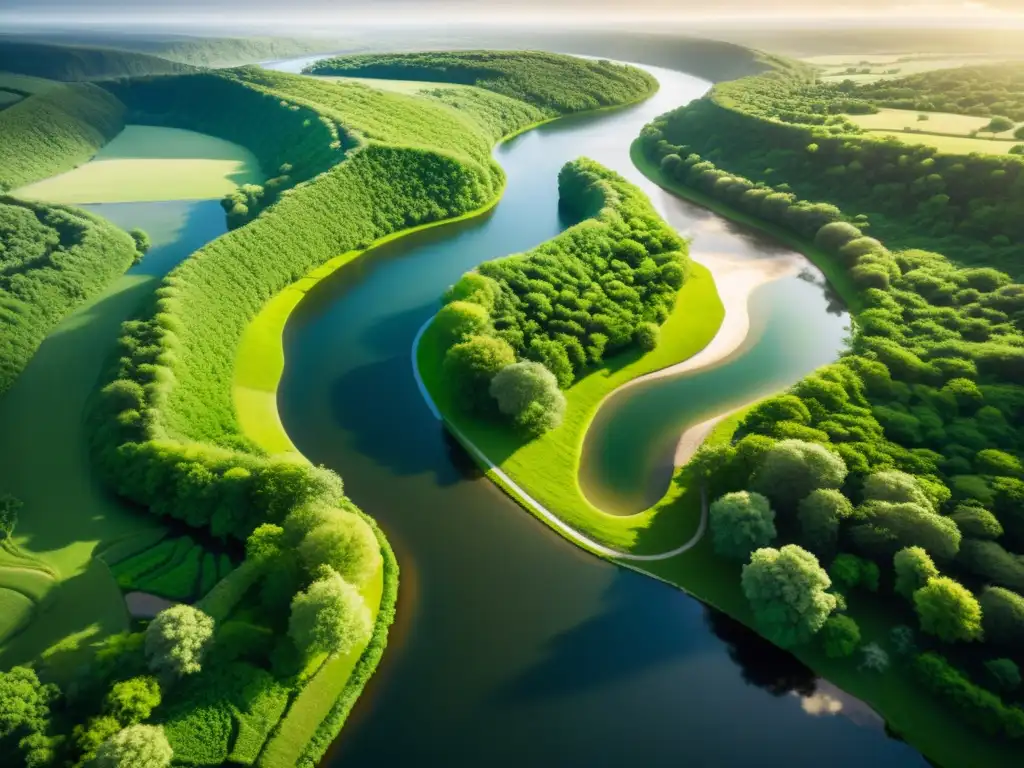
[145,605,215,678]
[709,491,777,560]
[289,568,372,657]
[94,724,173,768]
[914,576,984,643]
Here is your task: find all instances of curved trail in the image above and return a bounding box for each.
[411,317,709,562]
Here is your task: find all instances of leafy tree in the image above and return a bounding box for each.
[894,546,939,600]
[145,605,215,678]
[821,614,861,658]
[853,501,961,561]
[489,361,566,436]
[862,470,934,510]
[982,116,1014,133]
[859,642,890,672]
[443,335,516,412]
[434,300,490,348]
[828,553,877,592]
[709,491,776,560]
[94,724,173,768]
[949,505,1003,540]
[105,676,161,725]
[289,567,372,657]
[73,716,122,765]
[526,338,574,388]
[985,658,1021,692]
[751,439,847,512]
[633,322,660,351]
[979,586,1024,647]
[914,576,983,643]
[0,667,57,762]
[1016,125,1024,140]
[297,513,381,587]
[797,489,851,555]
[741,544,837,648]
[245,523,285,561]
[129,228,151,255]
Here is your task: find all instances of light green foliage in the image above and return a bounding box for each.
[297,513,382,588]
[306,50,657,115]
[105,676,161,726]
[95,724,173,768]
[821,614,861,658]
[751,439,848,512]
[797,488,851,555]
[859,642,890,672]
[444,335,516,413]
[435,300,491,349]
[488,361,567,436]
[709,491,777,560]
[986,658,1021,692]
[950,504,1003,540]
[226,675,290,765]
[863,470,935,510]
[145,605,215,678]
[0,666,58,764]
[289,568,372,657]
[914,576,983,643]
[853,501,961,561]
[73,715,122,765]
[0,198,137,395]
[979,586,1024,647]
[741,544,837,648]
[633,322,660,351]
[894,546,939,600]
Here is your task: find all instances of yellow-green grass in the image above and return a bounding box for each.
[418,260,723,553]
[870,129,1022,155]
[0,268,166,678]
[850,108,1022,138]
[14,125,263,204]
[257,566,383,768]
[810,54,1018,83]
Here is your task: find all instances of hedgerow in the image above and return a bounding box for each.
[0,197,140,395]
[305,50,658,115]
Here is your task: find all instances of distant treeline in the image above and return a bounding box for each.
[0,196,140,395]
[305,50,658,115]
[0,39,194,81]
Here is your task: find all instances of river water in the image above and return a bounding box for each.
[268,61,926,766]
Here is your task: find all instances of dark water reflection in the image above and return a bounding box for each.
[270,61,926,766]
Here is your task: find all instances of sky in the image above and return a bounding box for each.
[2,0,1022,28]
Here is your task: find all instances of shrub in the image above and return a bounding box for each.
[145,605,214,678]
[914,576,983,643]
[709,491,777,560]
[751,439,847,513]
[488,361,566,436]
[821,614,861,658]
[985,659,1022,693]
[828,553,877,592]
[914,652,1024,739]
[444,335,516,413]
[741,544,836,648]
[296,512,381,588]
[633,322,660,351]
[979,586,1024,647]
[950,505,1003,540]
[894,546,939,600]
[289,568,372,657]
[859,642,890,672]
[797,489,851,556]
[434,300,490,348]
[95,724,173,768]
[105,676,161,725]
[862,470,934,510]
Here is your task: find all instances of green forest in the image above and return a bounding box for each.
[0,197,140,394]
[434,157,690,435]
[305,50,658,114]
[0,39,195,81]
[639,54,1024,751]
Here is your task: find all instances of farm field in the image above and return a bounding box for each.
[14,125,263,203]
[808,53,1022,83]
[849,107,1023,138]
[868,129,1022,154]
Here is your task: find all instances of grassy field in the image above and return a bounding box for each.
[15,125,263,204]
[317,75,477,94]
[808,53,1020,83]
[418,259,723,553]
[849,107,1022,138]
[869,129,1022,155]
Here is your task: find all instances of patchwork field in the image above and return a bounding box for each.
[849,108,1023,138]
[808,53,1021,83]
[869,129,1022,155]
[14,125,263,203]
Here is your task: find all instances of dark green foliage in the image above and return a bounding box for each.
[851,500,961,561]
[950,505,1004,540]
[979,586,1024,647]
[438,157,689,426]
[134,544,203,601]
[0,39,193,81]
[198,552,219,597]
[914,652,1024,739]
[0,493,21,538]
[821,614,861,658]
[0,83,125,190]
[305,50,657,115]
[985,659,1022,693]
[709,491,777,560]
[796,488,851,556]
[828,553,878,592]
[111,539,180,589]
[957,538,1024,593]
[0,198,137,394]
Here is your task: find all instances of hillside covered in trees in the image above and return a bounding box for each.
[0,39,194,81]
[639,56,1024,760]
[305,50,658,115]
[0,197,141,395]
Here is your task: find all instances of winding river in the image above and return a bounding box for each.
[265,60,926,766]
